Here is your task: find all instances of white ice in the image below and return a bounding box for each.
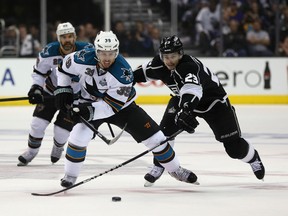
[0,105,288,216]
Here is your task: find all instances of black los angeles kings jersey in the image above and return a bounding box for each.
[133,54,228,112]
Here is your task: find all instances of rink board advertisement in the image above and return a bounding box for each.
[0,57,288,105]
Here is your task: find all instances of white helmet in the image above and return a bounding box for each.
[94,31,119,58]
[56,22,76,41]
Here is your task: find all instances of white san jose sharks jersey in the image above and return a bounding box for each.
[32,41,93,95]
[57,48,137,120]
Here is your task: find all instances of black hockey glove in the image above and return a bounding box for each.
[54,86,74,112]
[175,110,199,134]
[68,103,95,123]
[28,84,44,104]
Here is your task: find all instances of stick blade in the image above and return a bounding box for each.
[31,190,63,196]
[31,186,71,196]
[107,123,127,145]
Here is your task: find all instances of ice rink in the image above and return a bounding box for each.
[0,104,287,216]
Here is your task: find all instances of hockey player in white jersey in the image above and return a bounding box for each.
[17,22,93,166]
[54,30,199,187]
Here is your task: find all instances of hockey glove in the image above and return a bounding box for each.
[68,103,95,123]
[175,110,199,134]
[54,86,74,112]
[28,84,44,104]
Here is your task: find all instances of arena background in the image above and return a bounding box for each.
[0,0,288,105]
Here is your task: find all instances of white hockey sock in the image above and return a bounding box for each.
[241,143,255,163]
[65,159,83,177]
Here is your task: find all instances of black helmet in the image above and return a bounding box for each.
[159,35,183,54]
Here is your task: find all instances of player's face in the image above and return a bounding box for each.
[162,52,181,70]
[59,33,76,54]
[97,50,117,69]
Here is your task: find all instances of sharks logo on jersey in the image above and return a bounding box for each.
[43,44,53,56]
[75,49,87,62]
[120,68,133,82]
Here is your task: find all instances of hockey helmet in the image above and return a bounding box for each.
[94,31,119,58]
[56,22,76,41]
[159,35,183,55]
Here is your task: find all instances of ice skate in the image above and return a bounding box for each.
[50,143,64,163]
[61,174,77,188]
[249,150,265,180]
[144,165,165,187]
[17,148,39,166]
[169,166,199,185]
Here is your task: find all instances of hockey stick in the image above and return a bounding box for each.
[0,95,54,102]
[107,123,115,137]
[31,129,183,196]
[78,115,126,145]
[0,97,29,102]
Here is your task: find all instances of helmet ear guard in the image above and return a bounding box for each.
[94,31,119,59]
[159,35,184,59]
[56,22,76,41]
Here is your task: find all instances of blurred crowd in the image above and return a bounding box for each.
[175,0,288,57]
[0,0,288,57]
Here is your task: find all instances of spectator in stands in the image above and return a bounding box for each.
[3,25,18,46]
[242,2,260,33]
[246,18,273,56]
[279,6,288,41]
[47,23,57,43]
[278,35,288,56]
[84,22,98,43]
[195,0,220,56]
[113,20,129,56]
[223,19,248,57]
[221,3,232,35]
[149,26,161,55]
[227,1,244,23]
[127,21,155,57]
[75,25,90,43]
[180,1,202,48]
[18,24,41,57]
[29,24,41,42]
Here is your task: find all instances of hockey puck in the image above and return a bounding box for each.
[112,196,121,202]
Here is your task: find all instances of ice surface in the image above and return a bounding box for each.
[0,105,287,216]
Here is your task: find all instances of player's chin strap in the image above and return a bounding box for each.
[31,129,184,196]
[78,114,126,145]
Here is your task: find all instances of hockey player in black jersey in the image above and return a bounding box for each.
[133,35,265,187]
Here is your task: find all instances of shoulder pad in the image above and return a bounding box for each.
[40,41,61,58]
[150,55,164,67]
[75,41,94,50]
[177,55,200,74]
[109,55,133,84]
[73,48,97,65]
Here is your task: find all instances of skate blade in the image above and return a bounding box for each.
[144,181,154,187]
[17,162,27,166]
